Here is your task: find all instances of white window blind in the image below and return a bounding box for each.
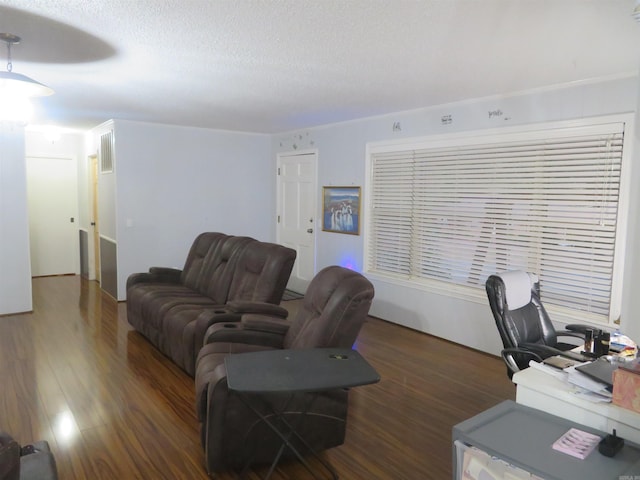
[367,120,628,324]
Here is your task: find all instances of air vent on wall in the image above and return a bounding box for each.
[100,130,114,173]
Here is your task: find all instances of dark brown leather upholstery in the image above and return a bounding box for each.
[126,233,296,376]
[0,433,58,480]
[194,266,375,474]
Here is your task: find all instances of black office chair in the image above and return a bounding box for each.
[486,270,588,378]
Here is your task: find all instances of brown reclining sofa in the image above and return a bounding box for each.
[126,232,296,376]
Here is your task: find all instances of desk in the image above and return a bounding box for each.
[225,348,380,479]
[453,400,640,480]
[513,367,640,445]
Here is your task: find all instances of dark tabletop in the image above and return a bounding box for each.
[225,348,380,393]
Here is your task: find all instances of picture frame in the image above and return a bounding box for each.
[322,186,361,235]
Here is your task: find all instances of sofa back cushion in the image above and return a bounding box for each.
[200,236,255,303]
[227,241,296,304]
[284,266,374,349]
[180,233,229,290]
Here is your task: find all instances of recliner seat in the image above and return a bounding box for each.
[194,265,375,474]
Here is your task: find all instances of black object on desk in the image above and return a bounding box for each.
[599,429,625,457]
[225,348,380,479]
[575,357,618,388]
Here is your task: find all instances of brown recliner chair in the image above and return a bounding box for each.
[0,432,58,480]
[194,265,375,475]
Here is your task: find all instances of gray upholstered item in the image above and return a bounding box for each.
[0,432,58,480]
[126,233,296,376]
[194,265,375,475]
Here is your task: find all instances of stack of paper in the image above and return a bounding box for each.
[552,428,601,459]
[565,365,612,402]
[527,359,612,402]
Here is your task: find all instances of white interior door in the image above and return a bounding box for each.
[277,151,317,293]
[26,156,78,277]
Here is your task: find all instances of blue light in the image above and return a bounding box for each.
[339,256,360,272]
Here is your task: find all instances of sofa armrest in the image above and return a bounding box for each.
[203,317,288,348]
[148,266,182,278]
[241,314,290,334]
[226,300,289,318]
[194,310,243,347]
[126,267,183,289]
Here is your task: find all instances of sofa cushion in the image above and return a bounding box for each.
[227,241,296,304]
[126,233,296,376]
[198,236,254,302]
[284,266,375,349]
[181,232,229,291]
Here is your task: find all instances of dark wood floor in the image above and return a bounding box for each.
[0,276,515,479]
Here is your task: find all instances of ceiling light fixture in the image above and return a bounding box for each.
[0,33,53,98]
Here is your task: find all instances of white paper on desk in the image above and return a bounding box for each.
[572,390,612,403]
[527,360,568,380]
[565,366,612,399]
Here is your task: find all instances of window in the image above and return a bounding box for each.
[365,116,632,325]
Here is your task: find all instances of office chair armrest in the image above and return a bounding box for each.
[519,342,561,357]
[557,330,585,338]
[565,324,591,334]
[501,347,543,376]
[520,342,589,362]
[564,323,593,334]
[556,331,586,344]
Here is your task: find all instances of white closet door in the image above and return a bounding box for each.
[26,156,78,277]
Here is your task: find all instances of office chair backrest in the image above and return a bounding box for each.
[486,270,559,350]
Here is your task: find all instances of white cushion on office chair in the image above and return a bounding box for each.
[497,270,538,310]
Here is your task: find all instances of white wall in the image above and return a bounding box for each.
[109,120,272,300]
[620,77,640,345]
[25,130,86,173]
[5,76,637,355]
[0,123,31,314]
[272,76,640,355]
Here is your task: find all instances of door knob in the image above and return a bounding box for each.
[307,228,313,233]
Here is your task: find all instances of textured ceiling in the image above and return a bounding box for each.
[1,0,639,134]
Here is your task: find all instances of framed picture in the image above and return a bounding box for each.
[322,186,361,235]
